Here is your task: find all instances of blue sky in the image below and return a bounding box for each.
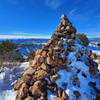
[0,0,100,38]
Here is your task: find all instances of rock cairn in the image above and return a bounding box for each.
[13,14,100,100]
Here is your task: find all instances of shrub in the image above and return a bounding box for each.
[28,50,35,60]
[0,40,17,54]
[76,33,89,46]
[0,40,24,62]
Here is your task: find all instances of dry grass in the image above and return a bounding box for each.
[90,53,100,60]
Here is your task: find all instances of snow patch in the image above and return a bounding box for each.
[0,90,16,100]
[92,50,100,55]
[0,62,29,100]
[47,90,56,100]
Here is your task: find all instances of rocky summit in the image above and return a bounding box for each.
[13,14,100,100]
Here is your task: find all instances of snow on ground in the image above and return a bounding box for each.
[0,44,100,100]
[92,48,100,71]
[47,43,100,100]
[87,45,100,71]
[87,45,100,55]
[0,62,29,100]
[92,50,100,55]
[47,90,56,100]
[55,51,96,100]
[95,59,100,72]
[53,40,100,100]
[0,90,16,100]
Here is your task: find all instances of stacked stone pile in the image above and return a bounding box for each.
[13,14,100,100]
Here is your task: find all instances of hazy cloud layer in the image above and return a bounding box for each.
[0,35,50,39]
[45,0,65,9]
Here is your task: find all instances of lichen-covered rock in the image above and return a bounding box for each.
[23,67,35,76]
[41,50,47,57]
[16,83,29,100]
[72,77,80,87]
[67,39,74,46]
[46,57,53,65]
[50,67,59,74]
[35,49,42,55]
[29,81,47,100]
[65,66,72,72]
[34,69,47,80]
[89,67,98,76]
[88,82,96,87]
[57,88,63,97]
[54,97,64,100]
[13,80,24,91]
[24,96,34,100]
[50,74,60,83]
[22,74,32,85]
[73,91,81,98]
[40,63,49,71]
[54,91,69,100]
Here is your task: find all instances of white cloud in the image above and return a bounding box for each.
[45,0,64,9]
[0,35,50,39]
[68,9,77,16]
[85,32,100,38]
[11,32,30,35]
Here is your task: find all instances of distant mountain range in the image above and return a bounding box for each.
[0,37,99,43]
[0,39,49,58]
[0,38,99,58]
[0,38,49,44]
[89,38,100,42]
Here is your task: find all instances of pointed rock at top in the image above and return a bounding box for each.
[61,14,67,20]
[53,14,76,40]
[60,14,69,26]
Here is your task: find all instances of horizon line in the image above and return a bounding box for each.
[0,35,51,39]
[0,35,99,39]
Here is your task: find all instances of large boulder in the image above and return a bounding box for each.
[34,69,47,80]
[29,81,47,100]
